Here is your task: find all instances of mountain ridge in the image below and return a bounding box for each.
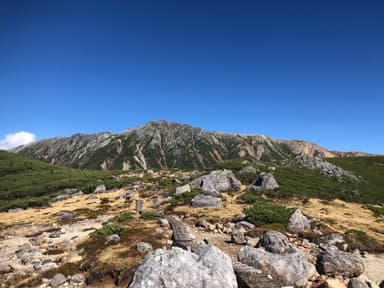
[13,120,372,170]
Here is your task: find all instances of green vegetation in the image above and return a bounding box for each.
[244,202,295,227]
[93,222,125,236]
[170,188,201,206]
[139,211,159,219]
[344,229,384,253]
[0,151,138,212]
[113,211,133,222]
[365,205,384,217]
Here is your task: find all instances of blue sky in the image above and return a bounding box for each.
[0,0,383,153]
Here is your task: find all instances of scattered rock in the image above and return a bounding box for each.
[295,154,358,180]
[166,216,194,249]
[256,230,291,254]
[158,218,169,227]
[191,194,222,208]
[105,234,120,243]
[49,231,62,238]
[50,273,67,287]
[56,211,75,222]
[93,184,106,193]
[85,195,98,200]
[239,165,257,174]
[15,243,32,258]
[238,246,316,287]
[247,172,279,190]
[50,194,71,203]
[317,244,364,278]
[129,243,238,288]
[232,213,247,223]
[287,209,311,233]
[235,221,255,230]
[175,184,191,195]
[8,208,23,213]
[151,196,172,208]
[137,242,153,253]
[70,273,86,285]
[231,229,247,245]
[29,235,46,246]
[0,263,12,274]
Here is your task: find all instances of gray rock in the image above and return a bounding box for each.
[247,172,279,191]
[158,218,170,227]
[70,273,86,285]
[8,208,23,213]
[256,230,291,254]
[56,211,75,222]
[137,242,153,253]
[231,229,247,245]
[287,209,310,233]
[105,234,120,243]
[238,246,316,287]
[129,243,238,288]
[175,184,191,195]
[50,194,71,203]
[0,263,12,274]
[191,194,222,208]
[166,216,194,249]
[348,278,369,288]
[233,261,284,288]
[151,196,172,208]
[235,221,255,230]
[21,254,32,265]
[239,165,257,174]
[29,235,46,246]
[86,195,98,200]
[71,191,83,197]
[317,244,364,278]
[295,154,358,180]
[15,243,32,258]
[93,184,106,193]
[232,213,247,223]
[49,231,62,238]
[50,273,67,287]
[321,233,345,246]
[189,170,241,196]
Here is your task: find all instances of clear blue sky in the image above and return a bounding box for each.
[1,0,383,153]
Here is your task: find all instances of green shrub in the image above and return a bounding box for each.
[113,211,133,222]
[93,223,125,236]
[240,191,264,204]
[139,211,159,220]
[366,205,384,217]
[244,202,295,227]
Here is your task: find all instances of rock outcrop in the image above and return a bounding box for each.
[287,209,311,233]
[237,246,316,287]
[247,173,279,191]
[295,154,358,180]
[189,169,241,195]
[191,194,223,208]
[256,230,291,254]
[317,244,364,278]
[129,243,238,288]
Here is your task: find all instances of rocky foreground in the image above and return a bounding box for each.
[1,169,383,288]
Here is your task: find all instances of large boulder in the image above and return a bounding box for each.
[129,243,238,288]
[238,246,316,287]
[247,172,279,191]
[317,244,364,278]
[287,209,311,233]
[189,170,241,196]
[191,194,222,208]
[320,233,345,246]
[348,276,379,288]
[93,184,106,193]
[256,230,291,254]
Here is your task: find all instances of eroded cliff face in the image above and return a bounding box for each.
[14,120,356,170]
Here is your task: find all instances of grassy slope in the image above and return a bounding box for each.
[0,150,130,211]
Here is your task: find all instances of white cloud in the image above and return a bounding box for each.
[0,131,36,150]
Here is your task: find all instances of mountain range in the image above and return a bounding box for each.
[13,120,370,170]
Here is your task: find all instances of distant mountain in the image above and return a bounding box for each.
[12,120,370,170]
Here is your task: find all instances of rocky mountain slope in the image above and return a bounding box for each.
[13,120,367,171]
